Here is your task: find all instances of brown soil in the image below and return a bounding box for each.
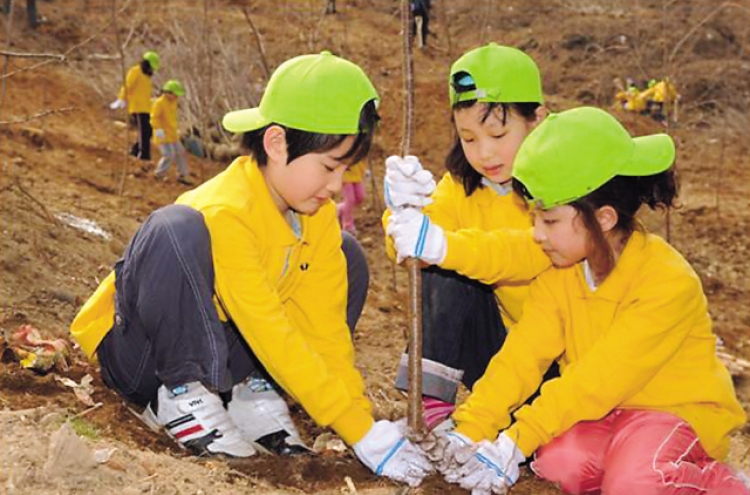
[1,1,749,494]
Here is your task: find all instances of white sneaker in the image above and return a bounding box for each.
[152,382,256,458]
[227,376,311,455]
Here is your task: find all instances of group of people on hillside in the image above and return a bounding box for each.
[614,76,680,123]
[73,43,749,495]
[110,51,192,185]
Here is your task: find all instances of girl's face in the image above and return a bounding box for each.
[263,129,353,215]
[454,104,544,184]
[532,205,591,268]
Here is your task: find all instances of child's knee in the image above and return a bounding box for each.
[532,433,605,493]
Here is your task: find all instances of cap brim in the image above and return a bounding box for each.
[625,134,675,176]
[222,108,270,133]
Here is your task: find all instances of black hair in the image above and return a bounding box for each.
[240,99,380,167]
[513,168,679,276]
[140,59,154,77]
[446,100,541,196]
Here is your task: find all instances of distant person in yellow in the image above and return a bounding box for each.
[152,80,191,185]
[336,159,367,234]
[110,50,161,161]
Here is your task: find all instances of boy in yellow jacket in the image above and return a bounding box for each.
[382,43,551,430]
[152,80,191,185]
[388,107,748,494]
[71,51,432,487]
[111,50,160,161]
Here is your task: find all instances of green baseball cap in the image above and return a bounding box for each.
[163,79,185,96]
[449,43,543,105]
[512,106,675,209]
[223,51,379,134]
[142,50,160,71]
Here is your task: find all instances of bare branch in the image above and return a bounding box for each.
[0,50,65,60]
[1,0,134,81]
[0,106,76,125]
[242,7,271,81]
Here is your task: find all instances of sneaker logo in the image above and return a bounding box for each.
[188,398,204,408]
[170,385,189,396]
[248,377,274,393]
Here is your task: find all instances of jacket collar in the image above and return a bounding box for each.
[242,157,309,247]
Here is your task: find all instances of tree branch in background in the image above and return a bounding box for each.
[0,106,75,125]
[242,7,270,82]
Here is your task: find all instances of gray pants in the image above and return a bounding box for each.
[155,142,189,179]
[97,204,369,407]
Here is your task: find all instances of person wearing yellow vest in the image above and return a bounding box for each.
[381,43,551,431]
[388,107,748,494]
[336,159,367,234]
[71,51,433,487]
[152,79,191,185]
[110,50,160,161]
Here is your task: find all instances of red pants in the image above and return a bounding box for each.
[337,181,366,233]
[531,409,749,495]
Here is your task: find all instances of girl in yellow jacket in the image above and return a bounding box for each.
[152,80,190,185]
[111,50,160,161]
[388,107,748,494]
[383,43,551,430]
[72,51,433,487]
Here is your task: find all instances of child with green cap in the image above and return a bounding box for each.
[152,79,191,185]
[110,50,161,161]
[71,51,433,487]
[382,42,552,431]
[388,107,749,494]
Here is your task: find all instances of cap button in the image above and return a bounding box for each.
[320,50,332,56]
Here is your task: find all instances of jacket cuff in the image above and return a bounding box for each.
[331,405,375,446]
[505,423,543,457]
[440,232,466,272]
[454,421,491,443]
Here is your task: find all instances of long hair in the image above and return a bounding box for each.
[514,169,679,277]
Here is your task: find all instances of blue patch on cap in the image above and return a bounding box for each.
[457,74,475,86]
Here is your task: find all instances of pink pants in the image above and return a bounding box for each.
[337,181,366,233]
[531,410,749,495]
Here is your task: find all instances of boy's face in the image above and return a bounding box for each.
[454,104,543,184]
[263,130,354,215]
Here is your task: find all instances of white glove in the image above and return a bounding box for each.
[420,429,474,475]
[445,432,525,495]
[383,155,436,211]
[387,207,447,264]
[154,129,166,140]
[353,419,435,487]
[109,99,126,110]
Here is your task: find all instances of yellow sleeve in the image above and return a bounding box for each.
[119,66,139,101]
[150,97,165,130]
[454,273,565,444]
[288,212,373,433]
[206,207,373,445]
[441,227,551,285]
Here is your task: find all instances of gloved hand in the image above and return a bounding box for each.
[383,155,436,211]
[353,419,435,487]
[154,128,166,140]
[443,432,525,495]
[109,99,126,110]
[387,207,447,264]
[419,429,474,475]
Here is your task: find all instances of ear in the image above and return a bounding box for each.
[263,125,288,164]
[595,205,618,234]
[530,106,549,129]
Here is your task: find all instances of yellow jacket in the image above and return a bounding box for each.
[343,161,367,183]
[150,95,179,145]
[452,231,745,460]
[118,64,153,114]
[384,173,550,326]
[70,157,374,445]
